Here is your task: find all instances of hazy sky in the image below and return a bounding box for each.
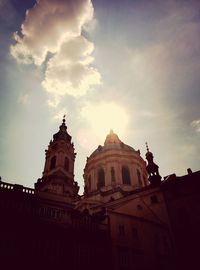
[0,0,200,194]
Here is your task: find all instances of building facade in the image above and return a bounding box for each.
[0,117,199,270]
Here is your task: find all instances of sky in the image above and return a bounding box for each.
[0,0,200,194]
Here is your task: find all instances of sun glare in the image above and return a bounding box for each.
[81,102,129,141]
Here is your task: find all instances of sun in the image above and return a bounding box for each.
[81,102,129,142]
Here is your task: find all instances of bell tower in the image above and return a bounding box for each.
[145,142,161,186]
[35,116,79,198]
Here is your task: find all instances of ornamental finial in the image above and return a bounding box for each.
[145,142,149,152]
[63,114,66,123]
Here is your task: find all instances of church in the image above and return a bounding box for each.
[0,116,199,270]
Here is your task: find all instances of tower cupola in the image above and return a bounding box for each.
[145,143,161,186]
[53,116,71,142]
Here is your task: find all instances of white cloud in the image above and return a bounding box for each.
[83,17,98,33]
[42,36,101,97]
[47,95,61,108]
[10,0,100,102]
[191,120,200,133]
[10,0,93,65]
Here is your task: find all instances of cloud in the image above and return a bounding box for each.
[10,0,101,102]
[42,36,101,98]
[10,0,93,65]
[83,17,98,33]
[191,120,200,133]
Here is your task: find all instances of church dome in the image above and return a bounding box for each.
[90,130,135,157]
[83,130,148,201]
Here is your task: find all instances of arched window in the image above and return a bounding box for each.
[122,166,131,185]
[64,157,69,171]
[50,156,56,170]
[137,169,142,187]
[111,167,116,182]
[97,168,105,189]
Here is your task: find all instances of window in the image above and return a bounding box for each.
[97,168,105,189]
[111,167,116,182]
[118,247,131,270]
[118,224,125,236]
[137,169,142,187]
[150,195,158,204]
[64,157,69,171]
[50,156,56,170]
[122,166,131,185]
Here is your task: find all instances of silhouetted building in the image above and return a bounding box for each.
[0,117,199,270]
[161,170,200,270]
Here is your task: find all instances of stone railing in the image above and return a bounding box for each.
[0,182,14,190]
[0,180,35,194]
[22,187,35,194]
